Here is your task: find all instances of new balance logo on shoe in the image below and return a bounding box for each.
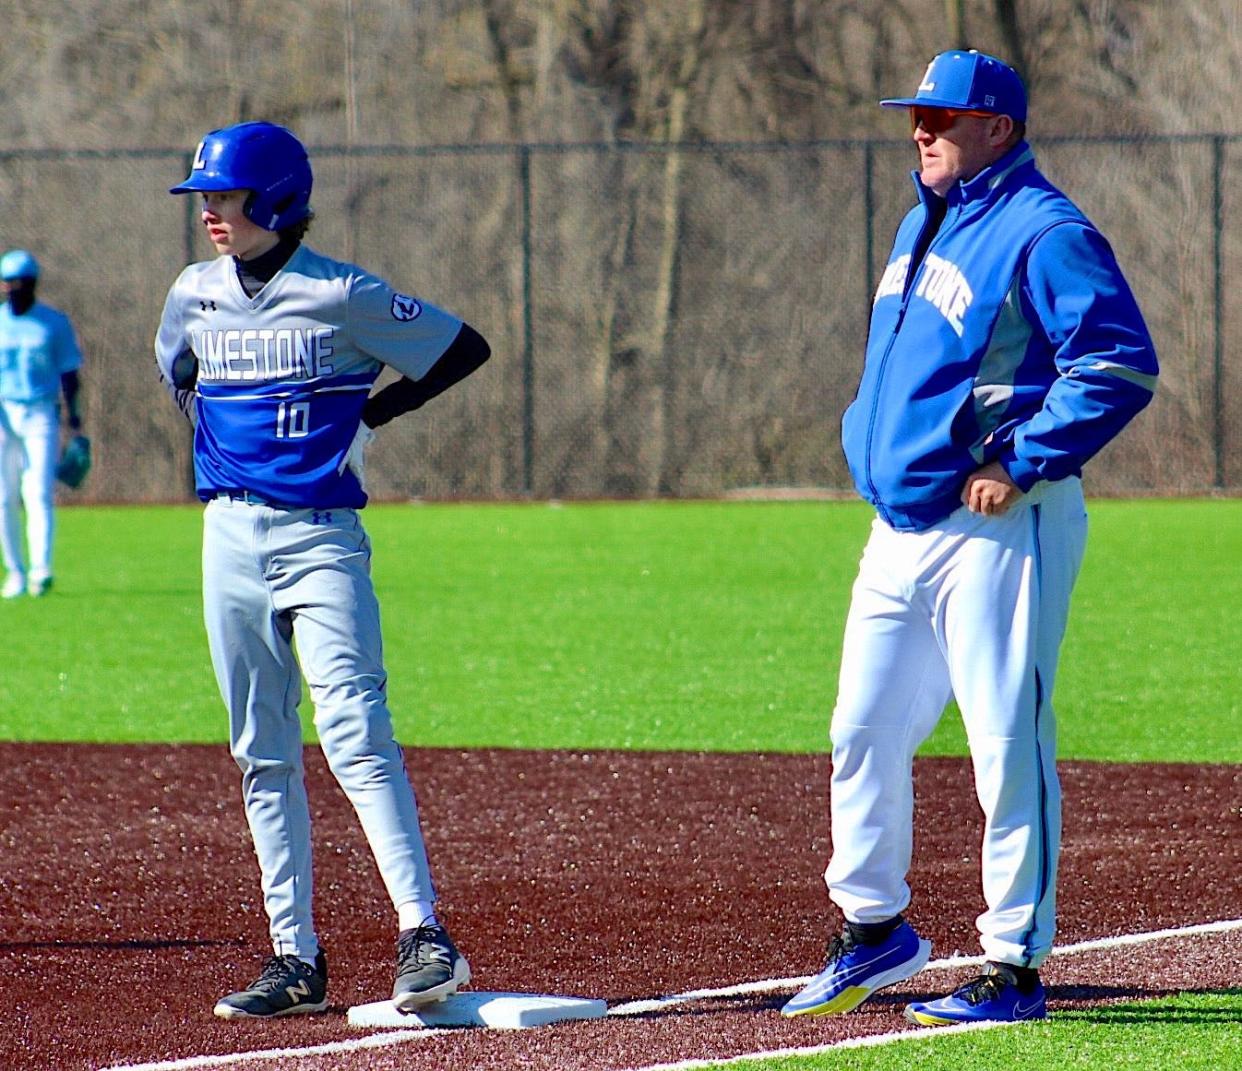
[392,924,471,1012]
[214,952,329,1020]
[285,979,312,1004]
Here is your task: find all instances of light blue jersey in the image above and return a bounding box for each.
[0,302,83,403]
[155,244,462,507]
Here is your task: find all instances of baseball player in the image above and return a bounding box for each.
[155,121,490,1019]
[0,250,85,598]
[782,51,1158,1025]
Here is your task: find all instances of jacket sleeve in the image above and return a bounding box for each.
[999,221,1159,490]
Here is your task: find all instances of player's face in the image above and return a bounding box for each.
[911,109,1010,197]
[199,190,280,260]
[1,276,35,300]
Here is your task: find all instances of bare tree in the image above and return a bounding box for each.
[946,0,966,49]
[993,0,1027,78]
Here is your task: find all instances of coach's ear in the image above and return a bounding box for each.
[987,113,1015,149]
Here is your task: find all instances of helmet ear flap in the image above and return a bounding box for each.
[269,191,298,218]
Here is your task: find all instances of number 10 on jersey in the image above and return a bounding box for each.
[276,401,310,439]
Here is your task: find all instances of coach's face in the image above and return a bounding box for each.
[199,190,280,260]
[911,108,1014,197]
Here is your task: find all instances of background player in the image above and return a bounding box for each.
[782,51,1158,1025]
[0,249,85,598]
[156,121,490,1018]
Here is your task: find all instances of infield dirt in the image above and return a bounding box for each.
[0,745,1237,1070]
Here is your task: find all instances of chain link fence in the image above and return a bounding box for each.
[0,133,1236,503]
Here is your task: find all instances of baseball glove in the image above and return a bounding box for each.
[56,434,92,489]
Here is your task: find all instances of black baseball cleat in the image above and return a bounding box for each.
[213,951,329,1019]
[392,924,471,1012]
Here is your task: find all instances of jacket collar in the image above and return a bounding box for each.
[912,140,1035,209]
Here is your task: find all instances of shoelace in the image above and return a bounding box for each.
[397,926,451,967]
[954,972,1009,1006]
[251,954,309,993]
[823,928,861,965]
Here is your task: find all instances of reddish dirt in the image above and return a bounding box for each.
[0,745,1236,1070]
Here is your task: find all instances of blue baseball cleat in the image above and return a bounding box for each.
[905,962,1046,1026]
[782,917,931,1017]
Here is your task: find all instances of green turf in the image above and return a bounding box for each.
[0,499,1237,762]
[692,989,1242,1070]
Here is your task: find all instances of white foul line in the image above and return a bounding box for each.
[606,915,1242,1017]
[99,917,1242,1070]
[610,916,1242,1071]
[96,1028,445,1071]
[617,1019,1014,1071]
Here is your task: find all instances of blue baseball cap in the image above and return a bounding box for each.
[880,50,1026,122]
[0,249,39,281]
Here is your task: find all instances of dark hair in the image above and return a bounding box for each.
[278,209,314,244]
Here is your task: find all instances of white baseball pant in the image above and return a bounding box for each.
[825,477,1086,968]
[0,398,59,582]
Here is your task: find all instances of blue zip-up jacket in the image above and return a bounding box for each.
[842,141,1159,531]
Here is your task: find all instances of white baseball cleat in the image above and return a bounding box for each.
[2,573,25,599]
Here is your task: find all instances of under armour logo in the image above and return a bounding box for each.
[310,511,333,525]
[390,293,422,321]
[199,300,217,311]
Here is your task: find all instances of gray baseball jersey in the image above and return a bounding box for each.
[156,244,462,959]
[156,244,462,507]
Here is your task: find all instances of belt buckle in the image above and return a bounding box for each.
[217,490,266,506]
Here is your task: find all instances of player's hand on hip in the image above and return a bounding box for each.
[962,461,1023,516]
[339,422,377,491]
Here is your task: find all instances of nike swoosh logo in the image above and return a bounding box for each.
[1013,997,1043,1018]
[806,946,903,996]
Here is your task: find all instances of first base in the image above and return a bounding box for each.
[347,991,608,1030]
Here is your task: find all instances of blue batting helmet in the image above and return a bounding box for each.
[170,121,313,232]
[0,249,40,280]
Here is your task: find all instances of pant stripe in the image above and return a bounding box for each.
[1021,502,1050,965]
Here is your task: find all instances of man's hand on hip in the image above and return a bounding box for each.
[962,461,1023,516]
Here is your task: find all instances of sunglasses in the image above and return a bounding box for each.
[909,107,996,135]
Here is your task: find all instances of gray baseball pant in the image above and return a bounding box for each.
[202,496,436,959]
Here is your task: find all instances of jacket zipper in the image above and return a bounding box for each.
[862,201,954,523]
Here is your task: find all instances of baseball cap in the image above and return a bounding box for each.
[0,249,39,281]
[880,50,1026,122]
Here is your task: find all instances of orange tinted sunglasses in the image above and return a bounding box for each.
[909,106,995,135]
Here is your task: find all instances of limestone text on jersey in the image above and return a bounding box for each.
[196,327,336,381]
[913,254,973,337]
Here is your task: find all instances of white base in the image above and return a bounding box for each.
[347,990,608,1030]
